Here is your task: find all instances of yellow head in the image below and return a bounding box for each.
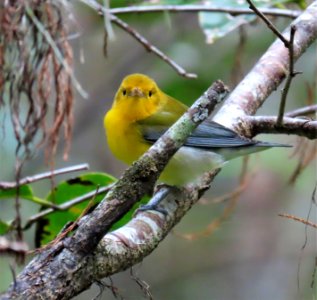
[112,74,165,121]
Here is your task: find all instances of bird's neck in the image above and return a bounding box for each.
[113,98,161,122]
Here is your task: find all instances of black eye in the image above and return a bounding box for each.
[149,91,152,97]
[122,89,127,96]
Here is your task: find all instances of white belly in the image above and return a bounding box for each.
[159,147,226,186]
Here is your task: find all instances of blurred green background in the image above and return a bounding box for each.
[0,2,316,300]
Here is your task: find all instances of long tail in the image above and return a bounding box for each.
[219,141,292,161]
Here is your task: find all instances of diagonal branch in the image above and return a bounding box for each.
[246,0,290,46]
[66,80,228,256]
[278,213,317,229]
[213,1,317,133]
[110,14,197,79]
[2,81,228,299]
[80,0,197,78]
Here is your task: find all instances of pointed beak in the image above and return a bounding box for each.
[129,87,145,98]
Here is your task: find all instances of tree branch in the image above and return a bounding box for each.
[213,1,317,132]
[65,80,228,257]
[244,116,317,139]
[110,14,197,79]
[0,164,89,190]
[110,5,300,19]
[80,0,197,78]
[2,81,228,300]
[246,0,290,46]
[93,170,220,280]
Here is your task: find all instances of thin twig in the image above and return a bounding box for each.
[111,15,197,78]
[285,104,317,118]
[246,0,289,47]
[110,5,300,19]
[0,164,89,190]
[246,1,300,125]
[130,268,153,300]
[277,25,298,125]
[278,213,317,229]
[103,0,114,40]
[80,0,197,79]
[23,184,113,229]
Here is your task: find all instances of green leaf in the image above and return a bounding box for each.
[198,0,289,44]
[0,184,56,207]
[35,172,116,246]
[0,220,11,235]
[0,185,34,200]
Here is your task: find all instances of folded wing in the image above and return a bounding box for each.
[142,119,291,148]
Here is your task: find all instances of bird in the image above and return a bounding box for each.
[104,73,290,186]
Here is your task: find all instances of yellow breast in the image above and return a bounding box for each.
[104,108,150,164]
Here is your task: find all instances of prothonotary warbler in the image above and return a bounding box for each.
[104,74,290,186]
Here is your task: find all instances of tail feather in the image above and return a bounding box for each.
[218,141,292,161]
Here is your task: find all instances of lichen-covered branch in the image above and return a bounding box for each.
[65,80,228,257]
[1,81,228,300]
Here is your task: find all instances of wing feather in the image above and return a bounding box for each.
[139,96,290,149]
[142,120,257,148]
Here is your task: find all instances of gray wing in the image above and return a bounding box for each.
[143,120,291,149]
[143,120,257,148]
